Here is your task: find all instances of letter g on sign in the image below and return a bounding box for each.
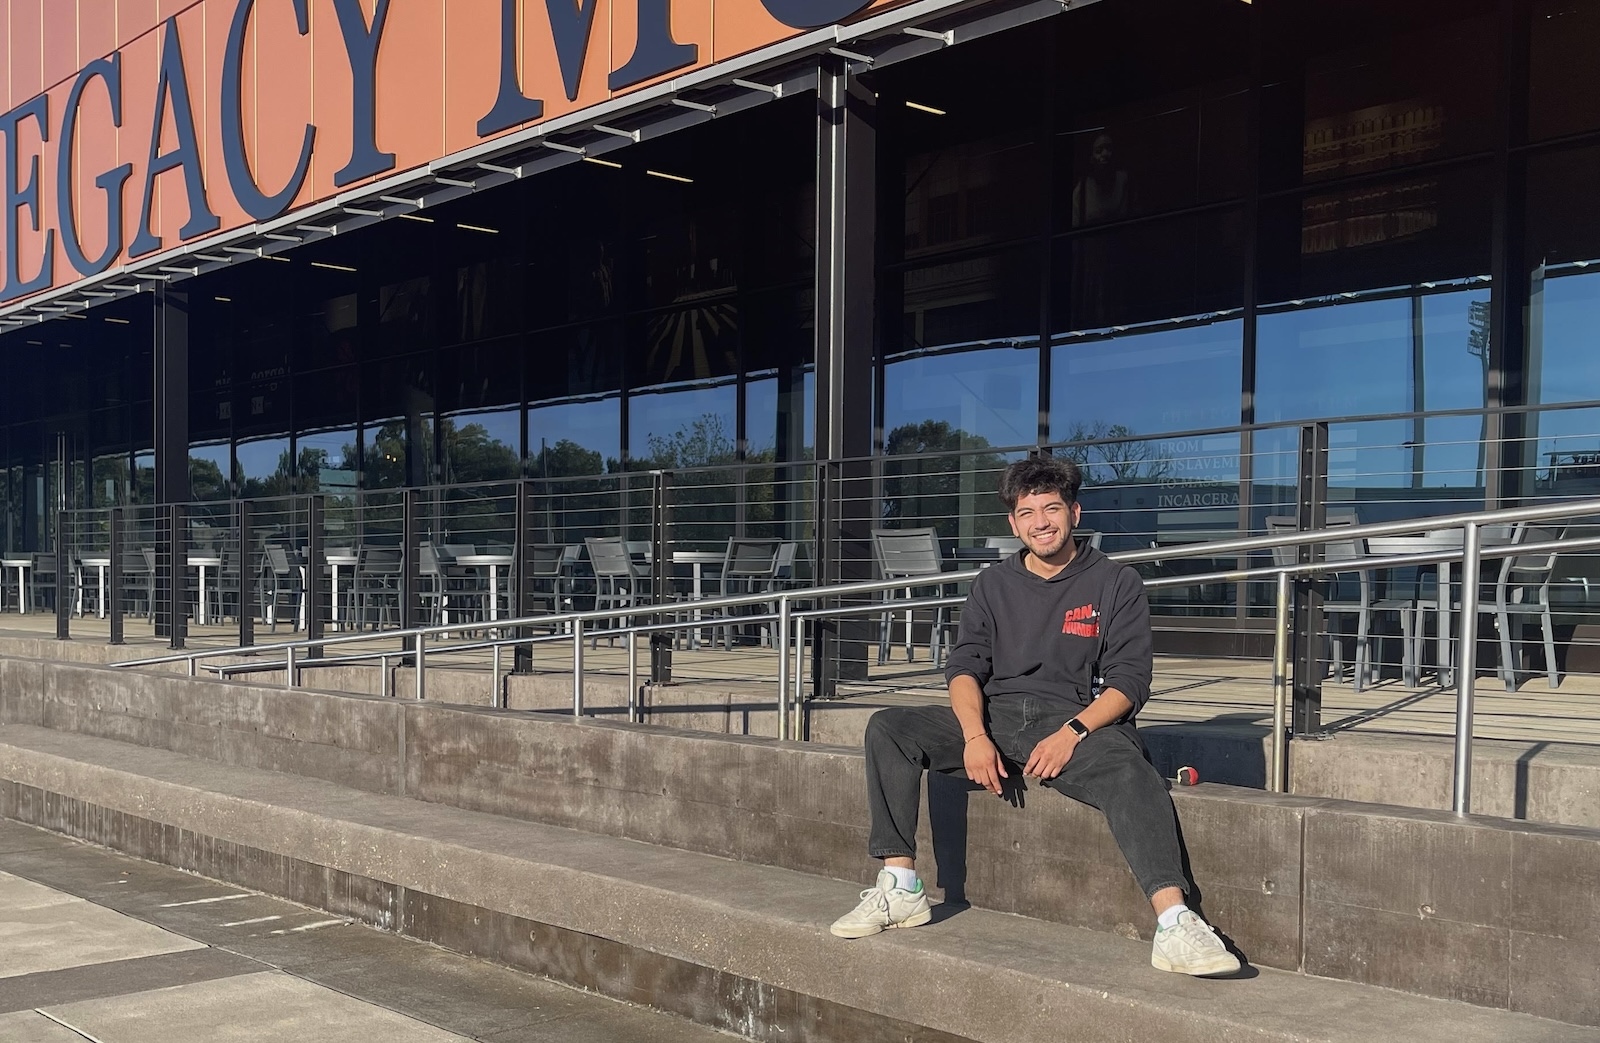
[760,0,872,29]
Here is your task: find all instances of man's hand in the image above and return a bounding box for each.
[1023,726,1081,781]
[963,735,1008,795]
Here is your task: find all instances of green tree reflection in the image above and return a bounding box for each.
[881,420,1010,538]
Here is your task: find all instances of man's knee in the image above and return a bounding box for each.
[865,706,914,745]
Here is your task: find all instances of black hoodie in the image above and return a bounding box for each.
[942,545,1153,717]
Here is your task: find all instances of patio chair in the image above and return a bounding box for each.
[1477,523,1567,691]
[260,544,303,632]
[710,538,782,649]
[1410,522,1567,692]
[871,528,950,665]
[1265,515,1414,691]
[585,536,649,646]
[355,547,404,630]
[526,543,575,628]
[30,553,57,612]
[124,547,156,618]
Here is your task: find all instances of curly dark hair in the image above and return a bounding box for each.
[998,456,1083,510]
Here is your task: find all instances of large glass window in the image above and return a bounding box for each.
[528,324,624,476]
[891,31,1050,261]
[1261,0,1499,192]
[885,249,1041,454]
[361,354,435,489]
[1528,0,1600,143]
[1053,319,1242,441]
[440,340,521,483]
[1056,0,1251,228]
[1256,287,1490,424]
[1526,145,1600,407]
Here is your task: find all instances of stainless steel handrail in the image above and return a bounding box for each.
[1115,496,1600,566]
[113,493,1600,674]
[109,498,1600,811]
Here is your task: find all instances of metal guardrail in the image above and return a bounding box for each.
[110,495,1600,815]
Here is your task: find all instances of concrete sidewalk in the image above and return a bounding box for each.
[1,724,1593,1043]
[0,819,744,1043]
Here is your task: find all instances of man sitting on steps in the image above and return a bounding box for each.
[829,456,1241,977]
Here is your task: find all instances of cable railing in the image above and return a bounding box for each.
[101,494,1600,817]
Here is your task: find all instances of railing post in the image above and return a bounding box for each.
[492,643,504,709]
[1271,571,1291,793]
[627,628,638,722]
[305,494,324,658]
[285,645,296,689]
[55,510,70,640]
[1452,521,1483,814]
[108,507,124,645]
[415,632,427,701]
[237,499,254,649]
[650,469,673,683]
[572,618,585,717]
[1291,422,1329,735]
[778,595,792,741]
[513,479,533,674]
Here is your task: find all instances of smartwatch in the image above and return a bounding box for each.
[1066,717,1090,740]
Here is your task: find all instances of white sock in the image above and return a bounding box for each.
[884,866,919,892]
[1157,904,1189,931]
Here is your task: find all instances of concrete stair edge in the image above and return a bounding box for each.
[0,723,1592,1043]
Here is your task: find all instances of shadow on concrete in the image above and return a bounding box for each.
[1139,715,1269,789]
[1516,741,1550,819]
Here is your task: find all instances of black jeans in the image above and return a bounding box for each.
[863,697,1189,900]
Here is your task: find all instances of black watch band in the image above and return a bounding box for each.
[1066,717,1090,740]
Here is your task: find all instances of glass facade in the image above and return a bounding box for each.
[0,0,1597,626]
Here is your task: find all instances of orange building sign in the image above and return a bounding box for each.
[0,0,904,301]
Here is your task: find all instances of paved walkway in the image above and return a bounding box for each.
[0,820,738,1042]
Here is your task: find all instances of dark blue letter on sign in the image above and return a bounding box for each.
[130,18,221,258]
[1,95,54,299]
[759,0,872,29]
[610,0,698,91]
[223,0,316,219]
[59,55,135,278]
[547,0,601,102]
[332,0,396,186]
[478,0,544,136]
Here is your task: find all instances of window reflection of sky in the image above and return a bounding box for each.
[1530,268,1600,406]
[882,340,1037,450]
[528,398,621,475]
[1256,288,1489,424]
[1052,319,1242,438]
[627,382,738,466]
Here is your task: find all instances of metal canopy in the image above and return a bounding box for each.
[0,0,1091,329]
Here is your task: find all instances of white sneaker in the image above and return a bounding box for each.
[1151,910,1241,976]
[829,869,933,939]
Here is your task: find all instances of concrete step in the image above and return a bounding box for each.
[0,724,1592,1043]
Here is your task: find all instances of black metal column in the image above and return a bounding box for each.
[513,480,533,673]
[55,510,69,640]
[812,57,877,698]
[168,503,187,650]
[108,507,124,645]
[153,285,189,644]
[305,495,324,658]
[650,469,673,683]
[1291,422,1329,735]
[237,500,254,648]
[401,488,420,653]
